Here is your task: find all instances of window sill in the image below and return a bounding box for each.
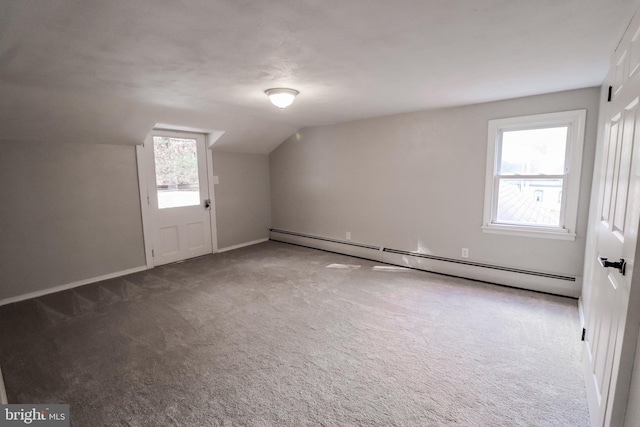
[481,224,576,241]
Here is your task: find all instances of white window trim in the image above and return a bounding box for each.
[482,109,586,240]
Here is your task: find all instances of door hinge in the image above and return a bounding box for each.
[152,249,155,258]
[608,85,613,102]
[581,327,586,341]
[147,194,150,205]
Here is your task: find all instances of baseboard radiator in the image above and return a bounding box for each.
[269,228,578,297]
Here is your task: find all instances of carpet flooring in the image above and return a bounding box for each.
[0,241,589,426]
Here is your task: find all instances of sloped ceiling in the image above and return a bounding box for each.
[0,0,637,153]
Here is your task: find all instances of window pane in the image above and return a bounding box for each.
[500,127,568,175]
[496,179,563,227]
[153,136,200,209]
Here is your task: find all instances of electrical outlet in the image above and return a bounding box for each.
[462,248,469,258]
[346,231,351,240]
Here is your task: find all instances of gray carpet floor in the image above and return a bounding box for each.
[0,241,589,426]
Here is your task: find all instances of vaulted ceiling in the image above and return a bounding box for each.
[0,0,637,153]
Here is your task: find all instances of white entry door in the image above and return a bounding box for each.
[583,10,640,427]
[143,130,215,266]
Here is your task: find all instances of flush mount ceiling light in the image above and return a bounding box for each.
[265,88,299,109]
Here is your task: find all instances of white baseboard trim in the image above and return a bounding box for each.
[0,265,148,307]
[217,238,269,253]
[0,364,7,404]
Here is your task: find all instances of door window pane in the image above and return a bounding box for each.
[496,179,563,226]
[153,136,200,209]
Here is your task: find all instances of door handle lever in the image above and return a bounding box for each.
[598,257,626,275]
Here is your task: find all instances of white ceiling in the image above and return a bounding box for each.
[0,0,637,153]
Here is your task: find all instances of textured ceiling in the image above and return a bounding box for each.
[0,0,637,152]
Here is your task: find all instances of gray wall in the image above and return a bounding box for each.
[0,141,146,301]
[0,142,274,302]
[270,88,600,285]
[212,151,271,249]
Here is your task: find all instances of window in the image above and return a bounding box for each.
[153,136,200,209]
[482,110,586,240]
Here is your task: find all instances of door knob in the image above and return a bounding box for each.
[598,257,626,275]
[204,199,211,209]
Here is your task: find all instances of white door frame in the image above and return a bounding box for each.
[136,130,218,268]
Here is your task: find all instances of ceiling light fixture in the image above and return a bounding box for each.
[265,88,299,109]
